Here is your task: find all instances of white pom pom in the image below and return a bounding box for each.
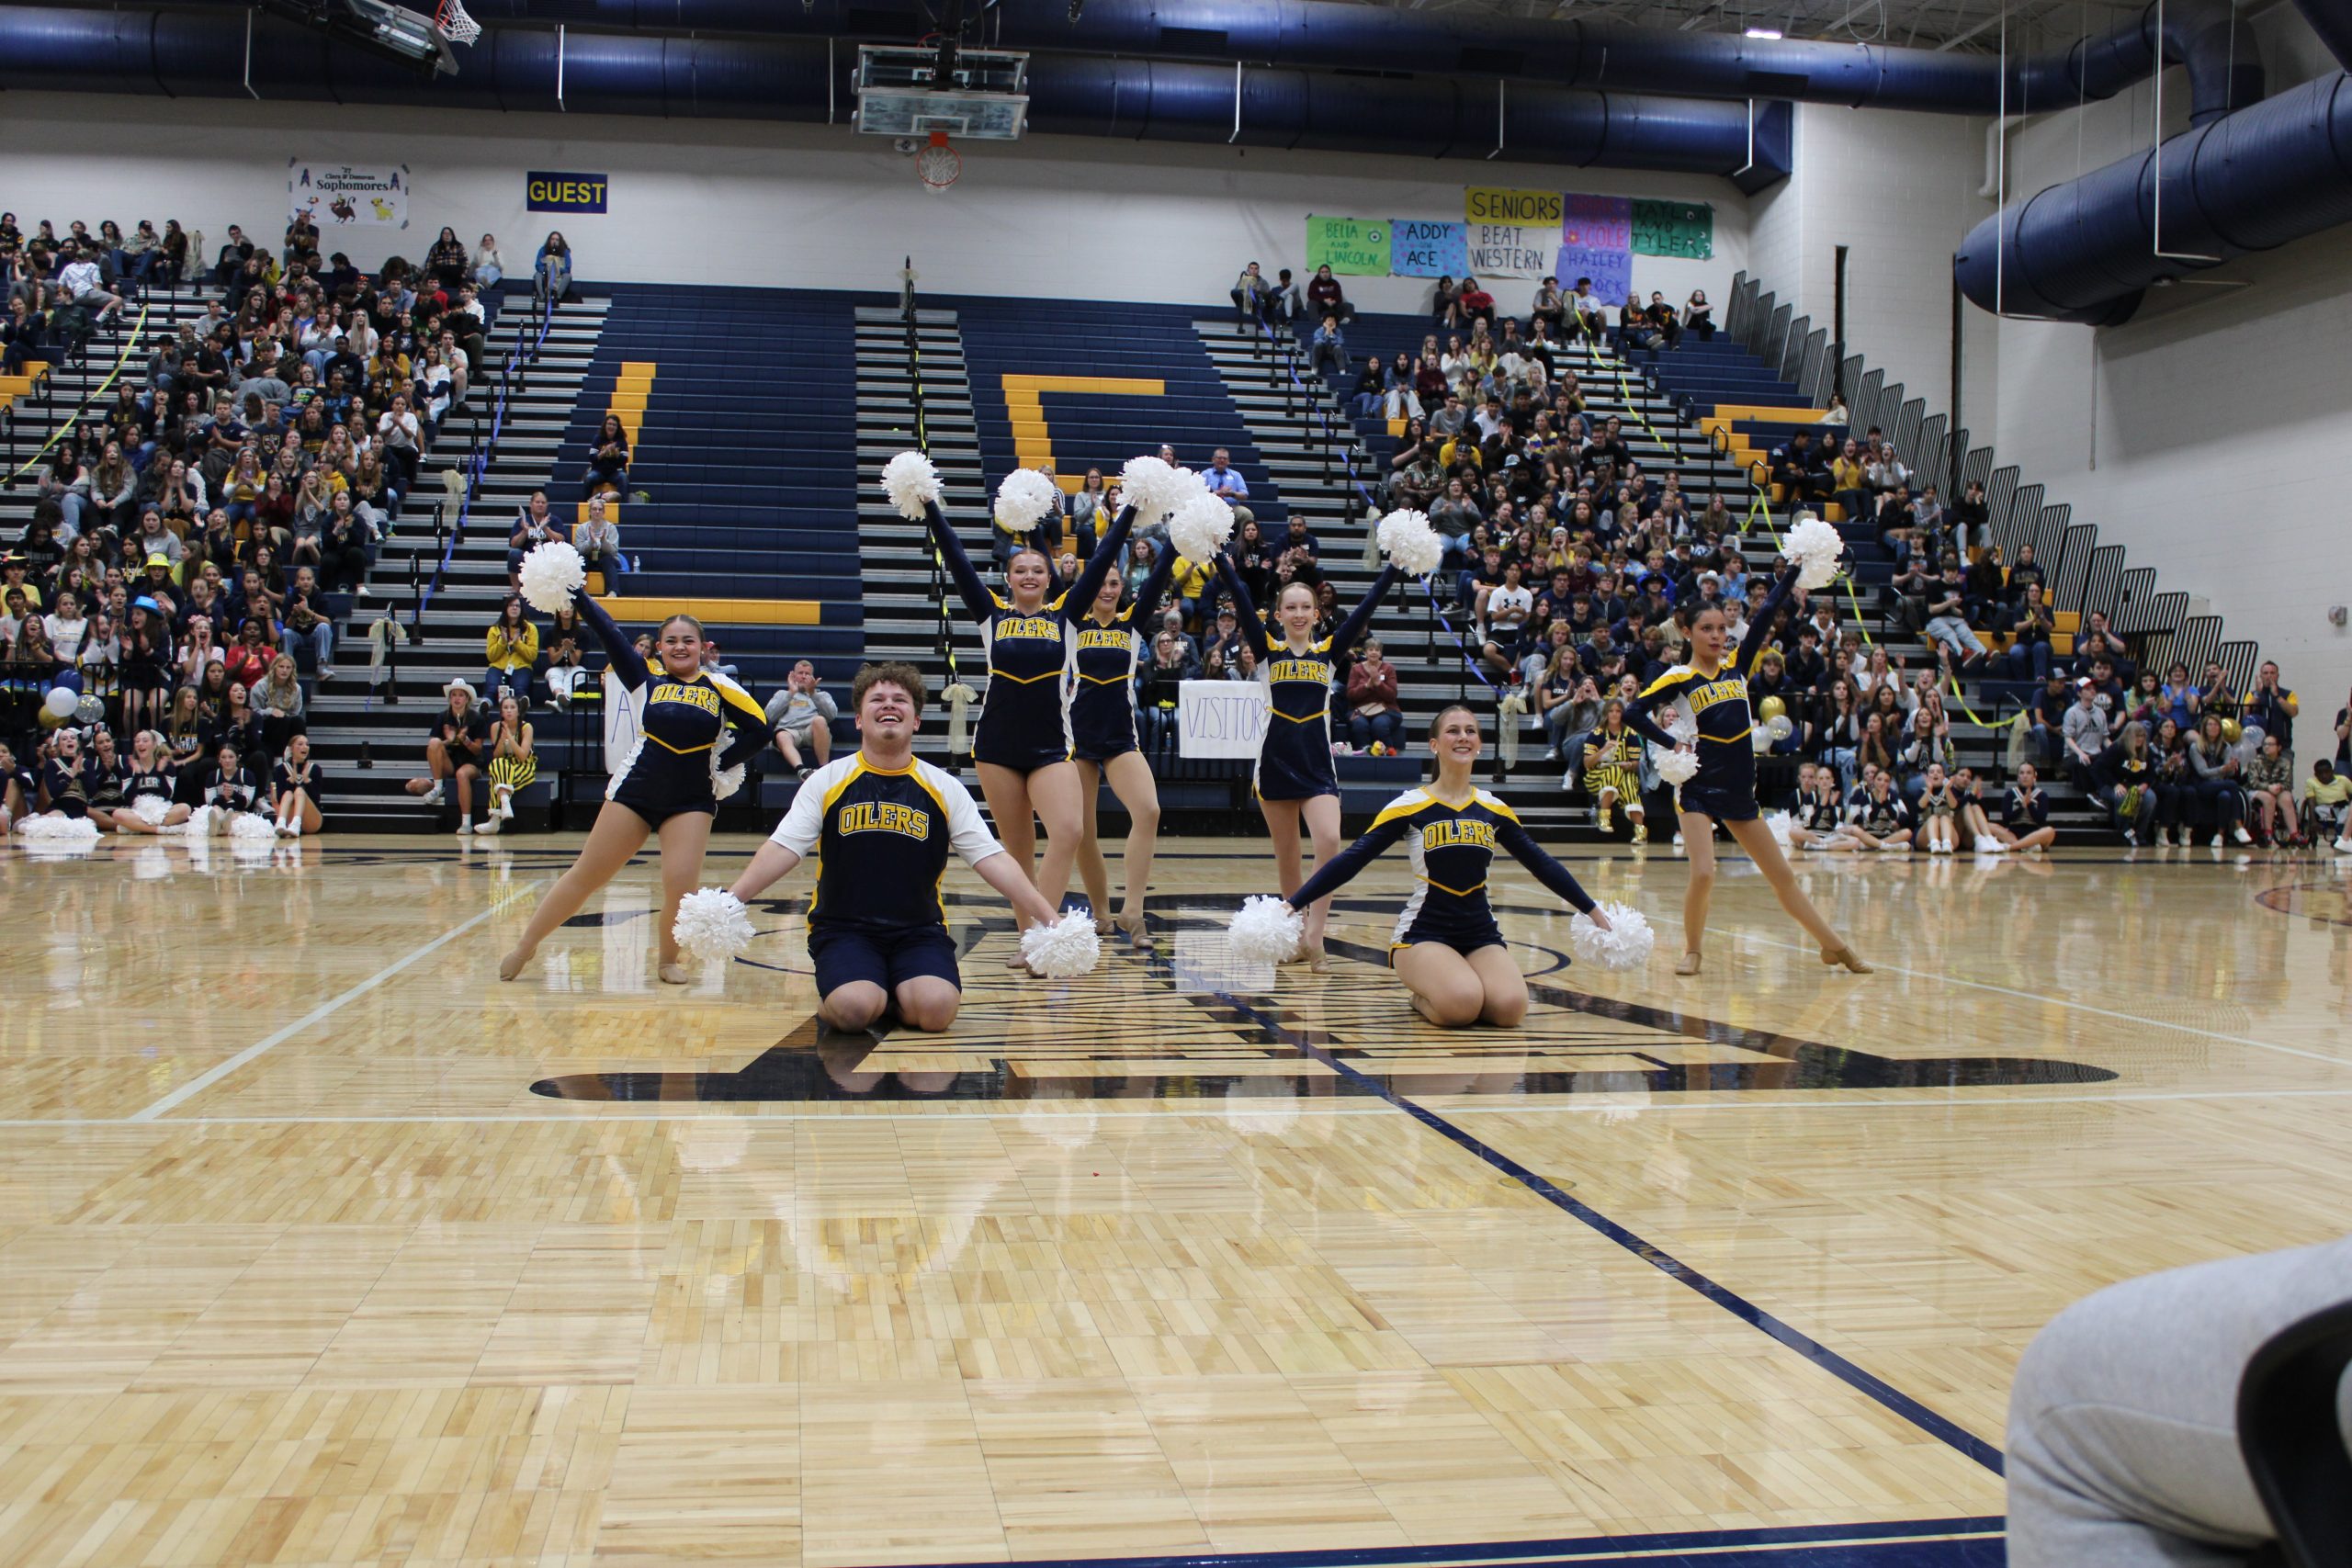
[1376,508,1444,577]
[992,468,1060,535]
[1767,809,1793,849]
[20,815,100,844]
[1782,514,1846,592]
[673,888,756,964]
[1569,900,1656,972]
[1019,909,1102,977]
[177,805,215,839]
[1227,895,1305,964]
[517,539,586,615]
[1166,491,1235,564]
[1119,455,1195,523]
[1654,748,1700,786]
[229,811,276,841]
[713,763,745,801]
[881,450,942,521]
[130,793,172,826]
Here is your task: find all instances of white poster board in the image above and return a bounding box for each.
[1178,680,1269,759]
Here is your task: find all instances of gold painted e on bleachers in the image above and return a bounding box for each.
[1000,373,1165,491]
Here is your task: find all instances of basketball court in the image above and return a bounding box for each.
[4,834,2347,1565]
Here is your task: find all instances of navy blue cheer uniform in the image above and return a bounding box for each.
[1216,558,1399,801]
[925,500,1128,772]
[1287,786,1596,959]
[1623,562,1799,822]
[771,752,1006,997]
[40,758,96,819]
[1070,512,1178,762]
[577,590,766,828]
[120,763,175,805]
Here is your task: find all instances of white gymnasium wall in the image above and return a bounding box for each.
[1988,5,2350,761]
[0,94,1745,314]
[1743,103,1996,432]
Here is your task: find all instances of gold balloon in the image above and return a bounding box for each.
[1758,696,1788,723]
[2221,717,2243,744]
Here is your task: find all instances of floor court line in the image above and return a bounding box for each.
[1211,990,2010,1477]
[868,1515,2006,1568]
[127,877,548,1122]
[17,1082,2352,1132]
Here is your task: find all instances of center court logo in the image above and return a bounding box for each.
[529,898,2115,1103]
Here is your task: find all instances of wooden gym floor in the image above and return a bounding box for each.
[2,832,2349,1567]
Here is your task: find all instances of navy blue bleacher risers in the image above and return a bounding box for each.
[954,298,1287,525]
[548,282,869,692]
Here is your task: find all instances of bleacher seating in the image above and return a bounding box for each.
[546,282,867,695]
[0,246,2260,843]
[953,297,1286,526]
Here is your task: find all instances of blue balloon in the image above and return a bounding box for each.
[52,669,83,695]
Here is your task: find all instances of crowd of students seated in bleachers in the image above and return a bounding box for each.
[0,204,581,838]
[1223,254,2351,852]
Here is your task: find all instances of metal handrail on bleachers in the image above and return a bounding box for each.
[414,286,558,630]
[1236,303,1516,770]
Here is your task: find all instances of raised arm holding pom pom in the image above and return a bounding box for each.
[1622,564,1870,979]
[497,595,767,986]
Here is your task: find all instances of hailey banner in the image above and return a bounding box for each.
[1305,215,1391,276]
[1306,192,1709,285]
[1557,193,1633,305]
[289,161,409,229]
[1631,199,1714,260]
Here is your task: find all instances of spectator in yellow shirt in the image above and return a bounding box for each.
[1829,437,1868,521]
[485,594,541,708]
[2303,758,2351,852]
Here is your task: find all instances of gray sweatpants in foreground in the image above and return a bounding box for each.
[2007,1235,2352,1566]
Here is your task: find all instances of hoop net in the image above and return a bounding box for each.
[434,0,482,44]
[915,132,961,197]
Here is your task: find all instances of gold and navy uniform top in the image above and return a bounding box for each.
[771,754,1004,932]
[1624,561,1798,804]
[577,590,766,804]
[1849,785,1913,839]
[120,763,175,801]
[926,501,1132,766]
[1216,556,1399,795]
[1287,786,1594,950]
[1792,788,1842,833]
[1068,510,1177,756]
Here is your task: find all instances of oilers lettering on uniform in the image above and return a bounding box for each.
[836,800,932,840]
[993,616,1063,643]
[1422,818,1498,852]
[647,682,721,717]
[1074,626,1129,656]
[1268,658,1331,686]
[1684,677,1747,716]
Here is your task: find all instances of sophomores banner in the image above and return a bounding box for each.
[289,161,410,229]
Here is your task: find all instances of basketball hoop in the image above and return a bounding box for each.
[434,0,482,45]
[915,131,961,197]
